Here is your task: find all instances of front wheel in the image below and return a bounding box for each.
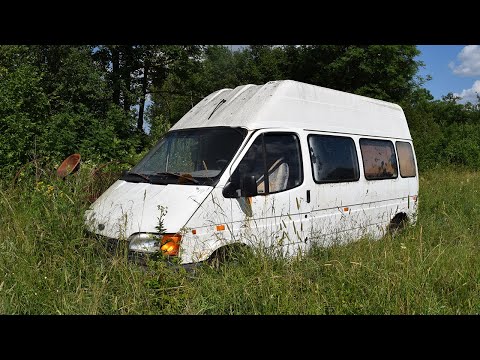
[207,243,248,269]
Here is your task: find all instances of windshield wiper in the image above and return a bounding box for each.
[208,99,226,119]
[154,172,199,184]
[122,171,151,182]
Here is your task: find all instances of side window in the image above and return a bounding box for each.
[308,134,359,183]
[360,138,398,180]
[230,136,265,194]
[263,133,303,194]
[230,132,303,196]
[396,141,416,177]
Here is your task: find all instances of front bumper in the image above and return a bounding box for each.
[86,232,202,272]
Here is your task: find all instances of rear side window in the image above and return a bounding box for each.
[396,141,416,177]
[360,138,398,180]
[308,135,359,183]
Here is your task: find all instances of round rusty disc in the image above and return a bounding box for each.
[57,153,81,178]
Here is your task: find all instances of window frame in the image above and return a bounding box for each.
[307,134,360,184]
[359,138,399,181]
[395,141,417,178]
[230,131,304,196]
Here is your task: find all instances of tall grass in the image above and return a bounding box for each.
[1,166,479,314]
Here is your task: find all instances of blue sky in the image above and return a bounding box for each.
[417,45,480,103]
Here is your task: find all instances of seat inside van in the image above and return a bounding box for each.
[256,157,289,193]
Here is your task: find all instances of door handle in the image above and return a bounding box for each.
[306,190,310,203]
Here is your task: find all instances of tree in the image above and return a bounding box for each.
[0,45,145,177]
[280,45,423,103]
[0,46,50,172]
[135,45,202,132]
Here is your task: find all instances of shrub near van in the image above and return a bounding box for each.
[84,80,419,267]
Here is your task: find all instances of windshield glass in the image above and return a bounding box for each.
[124,127,247,186]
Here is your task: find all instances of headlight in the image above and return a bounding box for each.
[128,233,182,256]
[128,233,161,253]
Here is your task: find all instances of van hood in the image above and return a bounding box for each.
[84,180,213,240]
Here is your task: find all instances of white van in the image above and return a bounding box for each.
[84,80,419,267]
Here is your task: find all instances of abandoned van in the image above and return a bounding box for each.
[84,80,419,266]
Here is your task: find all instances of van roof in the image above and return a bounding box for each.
[170,80,411,140]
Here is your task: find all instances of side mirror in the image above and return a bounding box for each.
[222,181,240,198]
[242,175,257,197]
[120,169,133,180]
[222,175,258,198]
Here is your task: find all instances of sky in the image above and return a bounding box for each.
[417,45,480,103]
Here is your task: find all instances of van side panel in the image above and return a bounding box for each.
[180,132,419,264]
[180,183,309,264]
[303,133,417,248]
[178,187,235,263]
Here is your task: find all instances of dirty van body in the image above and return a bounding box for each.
[84,80,419,267]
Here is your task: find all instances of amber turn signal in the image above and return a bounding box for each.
[160,234,182,256]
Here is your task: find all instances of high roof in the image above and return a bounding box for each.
[170,80,411,139]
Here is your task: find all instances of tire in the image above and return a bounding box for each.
[207,243,247,269]
[387,213,408,237]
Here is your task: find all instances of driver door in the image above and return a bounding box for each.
[224,130,307,257]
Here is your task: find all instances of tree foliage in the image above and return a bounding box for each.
[1,44,480,178]
[0,46,50,172]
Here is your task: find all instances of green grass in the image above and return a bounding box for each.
[1,166,480,314]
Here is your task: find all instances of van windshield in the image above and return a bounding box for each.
[123,127,247,186]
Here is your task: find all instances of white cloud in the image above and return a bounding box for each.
[449,45,480,77]
[454,80,480,104]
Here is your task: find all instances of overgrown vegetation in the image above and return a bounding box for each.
[2,45,480,314]
[2,45,480,179]
[0,167,479,314]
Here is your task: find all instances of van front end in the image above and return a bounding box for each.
[85,184,238,268]
[84,126,248,266]
[84,180,215,264]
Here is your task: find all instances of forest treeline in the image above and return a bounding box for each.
[1,45,479,178]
